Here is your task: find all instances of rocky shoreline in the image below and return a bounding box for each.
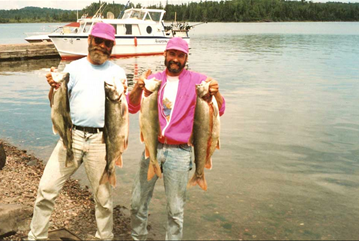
[0,140,132,240]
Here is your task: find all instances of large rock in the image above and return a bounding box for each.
[0,143,6,170]
[0,204,32,237]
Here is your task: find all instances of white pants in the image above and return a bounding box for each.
[28,129,113,240]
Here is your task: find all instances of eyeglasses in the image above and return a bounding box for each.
[93,36,114,48]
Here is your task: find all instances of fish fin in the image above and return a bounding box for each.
[144,146,150,159]
[212,97,219,117]
[154,162,162,179]
[99,171,116,188]
[99,172,109,185]
[140,132,144,143]
[188,132,193,146]
[124,137,129,151]
[120,97,126,116]
[115,155,123,168]
[52,125,58,135]
[216,139,220,150]
[147,162,162,181]
[65,150,75,168]
[102,131,105,143]
[147,163,156,181]
[187,173,207,191]
[109,173,116,187]
[205,157,212,170]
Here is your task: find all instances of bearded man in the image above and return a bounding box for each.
[127,37,226,240]
[28,22,127,240]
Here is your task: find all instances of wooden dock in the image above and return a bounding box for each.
[0,42,59,61]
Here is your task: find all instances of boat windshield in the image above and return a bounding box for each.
[79,22,93,33]
[123,10,146,20]
[148,12,162,22]
[122,9,163,22]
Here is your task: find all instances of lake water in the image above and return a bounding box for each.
[1,22,359,240]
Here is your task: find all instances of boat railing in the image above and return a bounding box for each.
[24,31,50,37]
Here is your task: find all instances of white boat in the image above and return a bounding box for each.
[49,7,193,60]
[25,32,52,43]
[25,23,80,43]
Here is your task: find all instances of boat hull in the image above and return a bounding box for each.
[50,35,190,60]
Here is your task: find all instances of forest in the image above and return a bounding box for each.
[0,0,358,23]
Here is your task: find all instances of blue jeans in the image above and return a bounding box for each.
[131,143,193,240]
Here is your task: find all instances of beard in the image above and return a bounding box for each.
[88,42,112,65]
[165,59,186,74]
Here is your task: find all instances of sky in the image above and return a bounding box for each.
[0,0,359,10]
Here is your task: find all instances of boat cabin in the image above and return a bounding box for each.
[76,8,169,37]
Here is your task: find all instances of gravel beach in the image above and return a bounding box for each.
[0,140,132,240]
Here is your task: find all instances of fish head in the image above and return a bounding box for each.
[195,80,210,98]
[144,78,162,92]
[105,79,124,101]
[52,72,69,84]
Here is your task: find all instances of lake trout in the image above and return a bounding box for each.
[50,72,75,167]
[100,79,129,188]
[189,80,220,191]
[139,74,162,181]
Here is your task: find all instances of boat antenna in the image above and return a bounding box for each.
[118,0,131,19]
[94,2,107,18]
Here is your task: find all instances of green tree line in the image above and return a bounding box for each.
[0,6,77,23]
[0,0,359,23]
[161,0,359,22]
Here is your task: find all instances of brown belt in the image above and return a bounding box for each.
[73,125,104,134]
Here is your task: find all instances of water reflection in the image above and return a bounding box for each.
[0,58,61,73]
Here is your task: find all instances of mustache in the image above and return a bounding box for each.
[167,60,181,68]
[89,46,111,56]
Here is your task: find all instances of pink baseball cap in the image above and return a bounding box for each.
[165,37,189,54]
[90,22,115,41]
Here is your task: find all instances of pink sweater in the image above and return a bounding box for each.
[127,69,226,145]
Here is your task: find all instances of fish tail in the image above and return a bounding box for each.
[115,155,123,168]
[147,161,162,181]
[205,157,212,170]
[187,173,207,191]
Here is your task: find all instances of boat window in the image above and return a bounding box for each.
[79,22,85,32]
[149,12,162,22]
[125,24,132,35]
[146,26,152,34]
[145,13,152,21]
[83,23,92,33]
[122,12,131,19]
[131,10,145,20]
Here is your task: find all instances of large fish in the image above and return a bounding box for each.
[50,72,75,167]
[100,79,129,187]
[139,73,162,181]
[188,80,220,191]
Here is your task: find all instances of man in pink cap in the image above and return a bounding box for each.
[128,37,226,240]
[28,22,127,240]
